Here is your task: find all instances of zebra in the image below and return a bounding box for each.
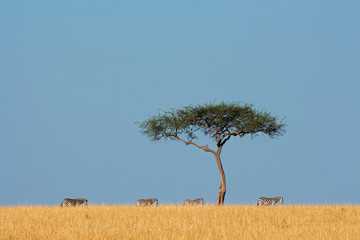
[60,198,88,207]
[136,198,158,206]
[257,197,284,206]
[184,198,204,206]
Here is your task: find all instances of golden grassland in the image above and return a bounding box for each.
[0,205,359,240]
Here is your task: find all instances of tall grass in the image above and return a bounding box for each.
[0,205,359,240]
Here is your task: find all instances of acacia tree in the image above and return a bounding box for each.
[138,102,286,205]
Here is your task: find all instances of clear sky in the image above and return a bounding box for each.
[1,1,359,206]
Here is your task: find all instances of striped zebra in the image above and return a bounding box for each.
[184,198,204,206]
[136,198,158,206]
[257,197,284,206]
[60,198,88,207]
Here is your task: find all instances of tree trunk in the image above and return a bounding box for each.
[215,152,226,205]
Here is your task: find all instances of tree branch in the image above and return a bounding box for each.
[220,134,231,147]
[218,130,248,146]
[199,121,218,135]
[224,130,246,138]
[174,135,216,155]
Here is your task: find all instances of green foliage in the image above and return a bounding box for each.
[138,102,286,147]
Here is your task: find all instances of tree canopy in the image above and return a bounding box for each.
[139,102,286,148]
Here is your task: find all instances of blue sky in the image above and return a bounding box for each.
[1,1,359,205]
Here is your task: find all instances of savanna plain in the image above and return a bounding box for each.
[0,205,359,240]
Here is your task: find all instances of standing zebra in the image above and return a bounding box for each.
[60,198,88,207]
[136,198,158,206]
[257,197,284,206]
[184,198,204,206]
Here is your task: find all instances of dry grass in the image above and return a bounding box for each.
[0,205,359,240]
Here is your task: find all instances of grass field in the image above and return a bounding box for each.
[0,205,359,240]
